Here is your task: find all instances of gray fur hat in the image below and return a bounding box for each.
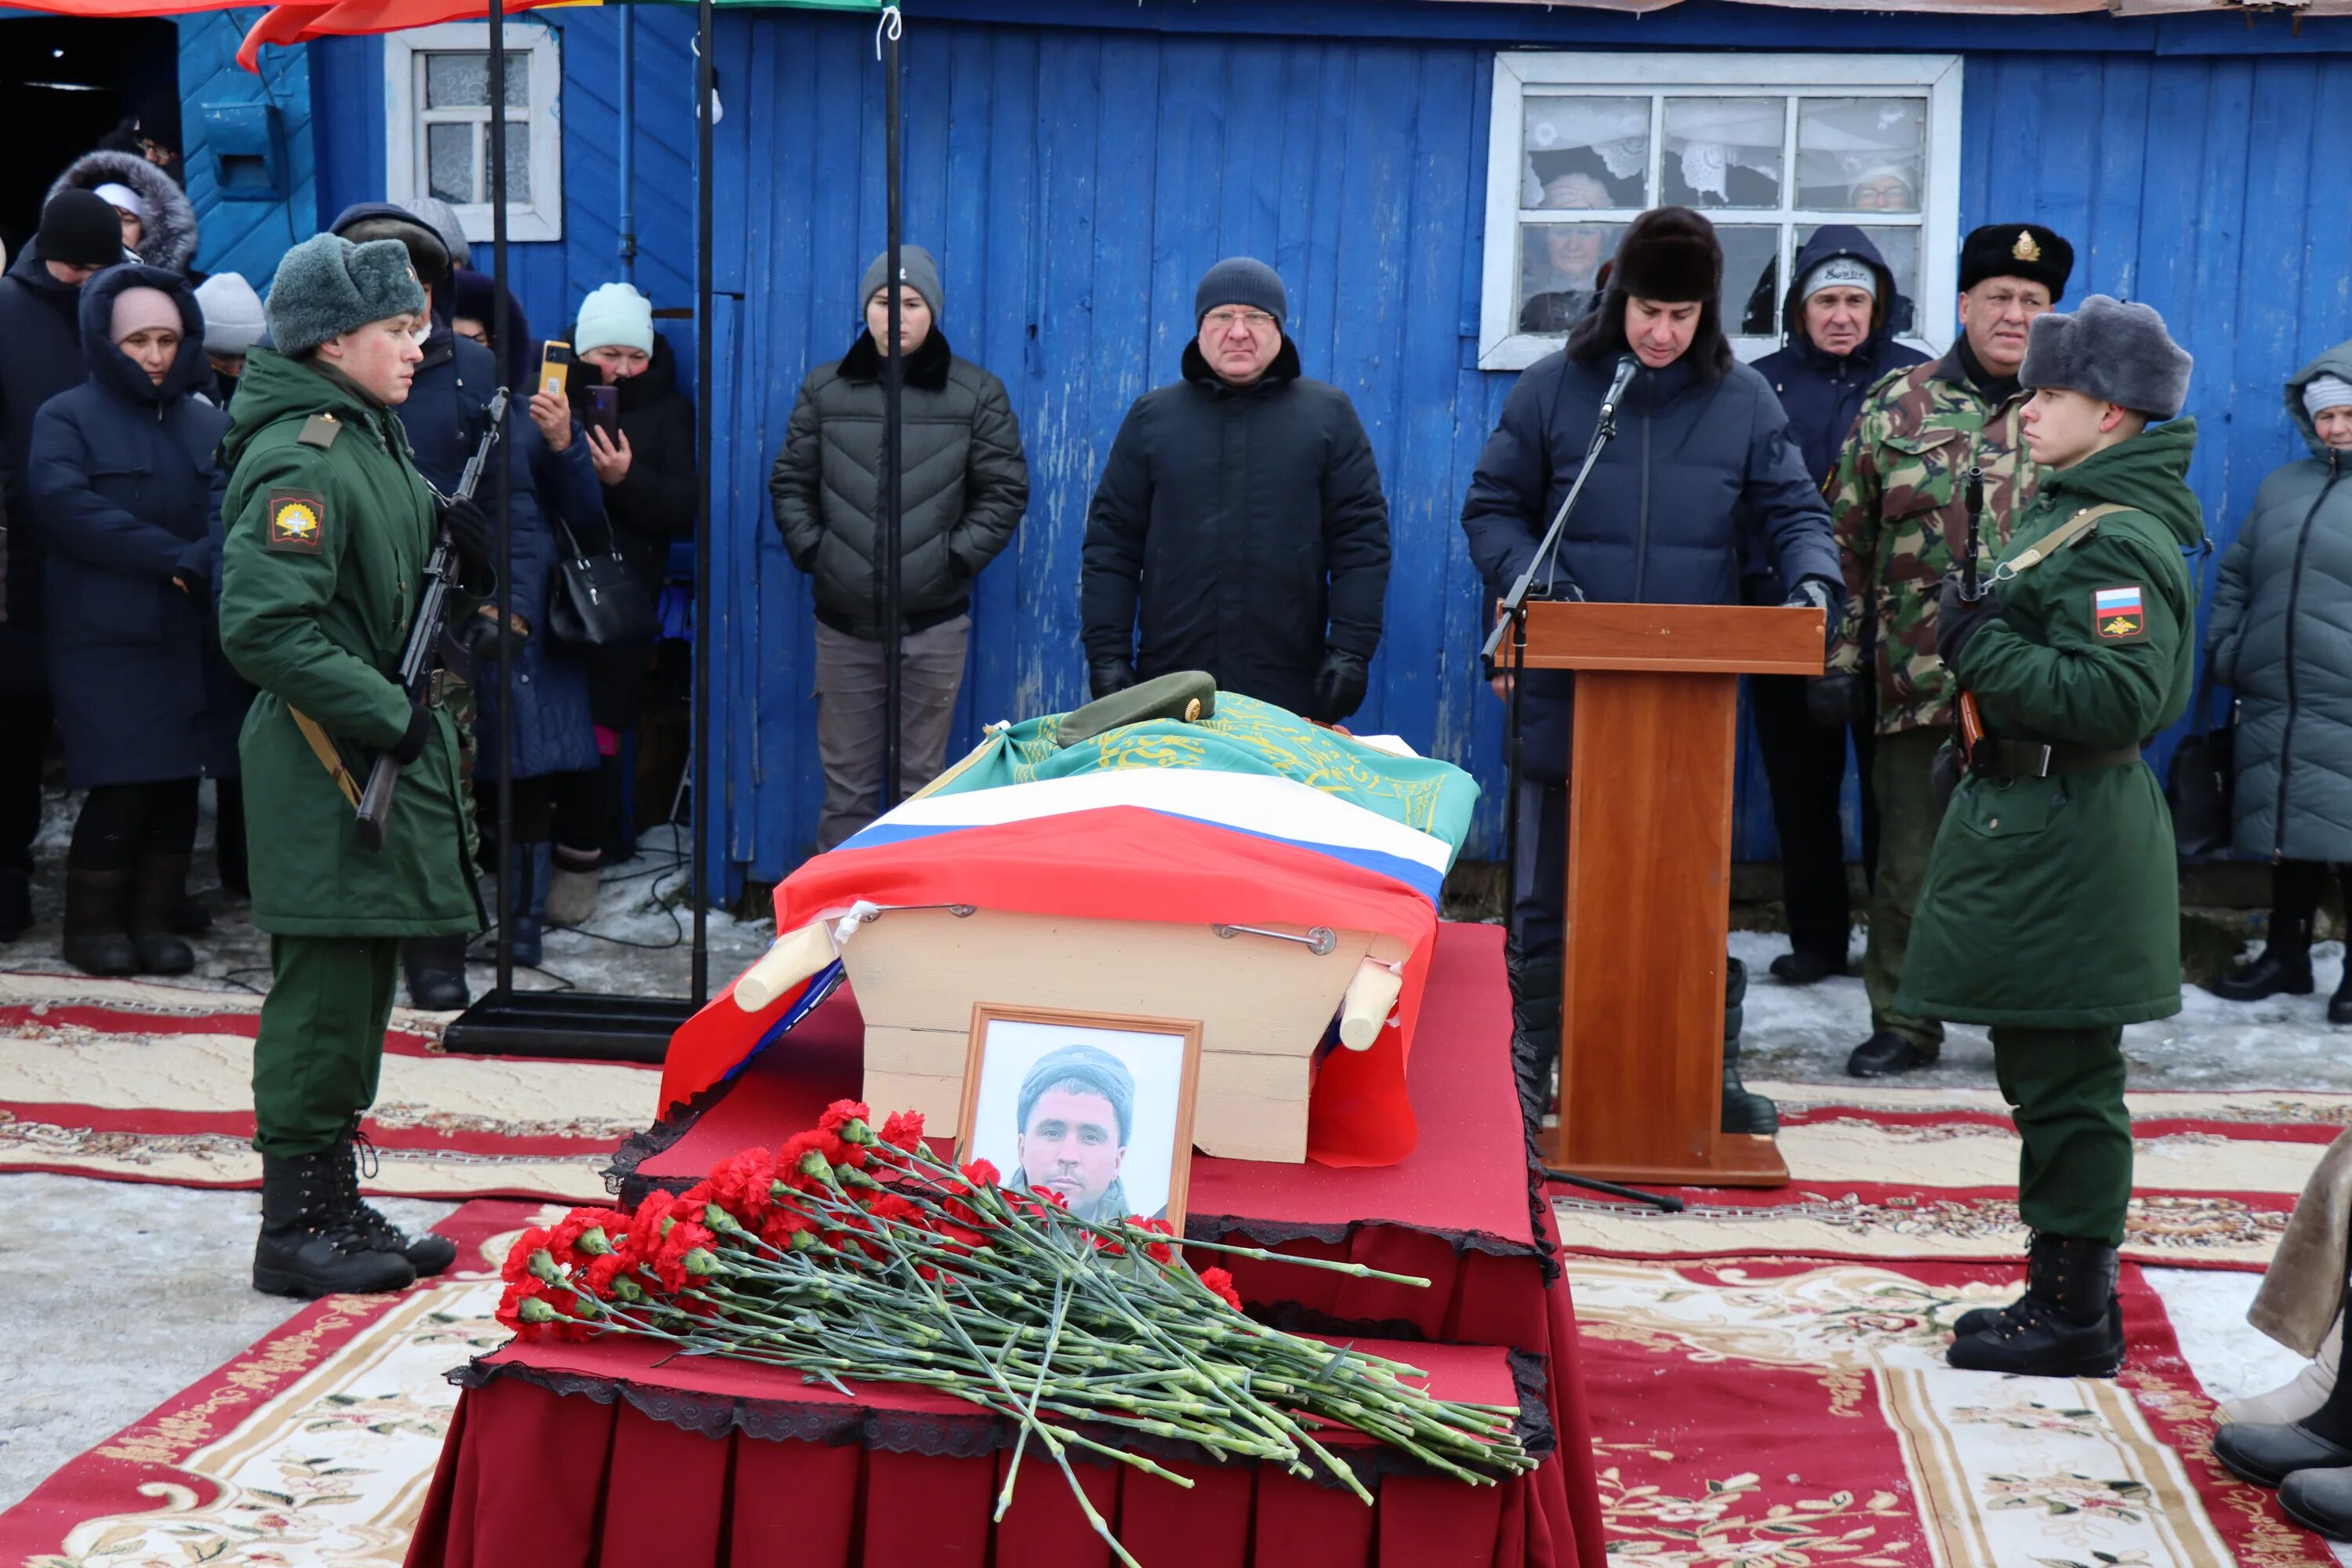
[859,245,943,320]
[264,234,427,358]
[2020,293,2192,420]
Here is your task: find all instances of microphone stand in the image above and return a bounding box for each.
[1481,384,1682,1215]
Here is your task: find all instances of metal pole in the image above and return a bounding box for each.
[618,7,637,281]
[691,0,714,1004]
[880,18,903,815]
[489,0,515,998]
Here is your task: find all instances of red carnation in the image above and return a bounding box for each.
[706,1146,779,1225]
[959,1158,1000,1188]
[1131,1217,1177,1266]
[550,1207,632,1267]
[501,1225,554,1285]
[759,1203,816,1251]
[777,1131,833,1190]
[818,1100,873,1137]
[1199,1267,1243,1311]
[654,1219,718,1293]
[879,1109,925,1150]
[581,1253,630,1298]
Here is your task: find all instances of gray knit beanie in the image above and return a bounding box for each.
[2020,293,2192,420]
[1016,1043,1136,1145]
[264,234,427,358]
[1193,256,1287,327]
[858,245,943,320]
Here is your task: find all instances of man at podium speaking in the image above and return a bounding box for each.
[1459,207,1842,1102]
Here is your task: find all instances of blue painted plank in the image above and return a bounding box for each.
[968,27,1038,748]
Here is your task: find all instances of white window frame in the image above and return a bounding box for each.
[1479,52,1962,372]
[384,21,563,245]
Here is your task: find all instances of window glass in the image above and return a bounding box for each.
[1518,222,1628,335]
[426,122,474,204]
[425,53,488,109]
[1521,96,1649,209]
[1661,97,1784,211]
[1795,98,1924,212]
[501,124,532,203]
[1714,226,1780,336]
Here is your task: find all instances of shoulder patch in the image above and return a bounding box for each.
[267,490,327,554]
[2092,583,2147,641]
[297,413,342,450]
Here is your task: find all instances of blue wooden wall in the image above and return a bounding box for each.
[177,9,318,283]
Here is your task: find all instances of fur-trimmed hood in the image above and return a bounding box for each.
[46,150,198,274]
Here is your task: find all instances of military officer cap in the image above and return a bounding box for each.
[1958,223,2074,300]
[2022,294,2193,421]
[1055,670,1217,749]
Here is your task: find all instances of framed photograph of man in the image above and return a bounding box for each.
[956,1005,1204,1232]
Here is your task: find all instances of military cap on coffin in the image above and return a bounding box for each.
[1055,671,1218,750]
[1958,223,2074,299]
[2021,294,2192,421]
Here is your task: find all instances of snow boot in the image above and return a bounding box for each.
[1722,958,1777,1135]
[2212,924,2314,1002]
[329,1119,458,1277]
[61,866,136,977]
[1846,1029,1937,1077]
[2223,1313,2344,1427]
[403,934,471,1011]
[1769,947,1848,985]
[253,1145,416,1298]
[1947,1233,2125,1377]
[126,855,197,975]
[544,842,601,928]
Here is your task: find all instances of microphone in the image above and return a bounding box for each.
[1599,353,1639,421]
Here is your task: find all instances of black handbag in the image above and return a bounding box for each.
[2167,670,2234,862]
[546,517,658,652]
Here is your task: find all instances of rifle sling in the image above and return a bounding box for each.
[289,708,364,808]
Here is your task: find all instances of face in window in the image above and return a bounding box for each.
[1544,227,1607,290]
[1956,277,2053,378]
[1015,1084,1127,1217]
[1540,172,1612,212]
[1625,296,1702,368]
[1847,172,1915,212]
[319,313,427,405]
[581,343,652,383]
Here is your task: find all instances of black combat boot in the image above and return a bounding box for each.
[61,866,136,977]
[328,1119,458,1277]
[1768,948,1848,985]
[1721,958,1777,1135]
[1846,1030,1936,1077]
[125,855,197,975]
[403,934,471,1011]
[253,1146,417,1298]
[1947,1232,2125,1377]
[2211,920,2314,1003]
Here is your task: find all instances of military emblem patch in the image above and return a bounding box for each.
[2092,583,2145,641]
[267,490,326,554]
[2013,230,2042,263]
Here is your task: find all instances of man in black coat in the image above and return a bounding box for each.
[1459,207,1840,1134]
[1745,227,1927,986]
[1081,258,1390,723]
[0,190,125,940]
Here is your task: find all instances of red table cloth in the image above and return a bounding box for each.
[404,923,1603,1568]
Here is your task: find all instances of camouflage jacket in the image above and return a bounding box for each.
[1826,350,2043,735]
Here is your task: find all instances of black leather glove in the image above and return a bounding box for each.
[1088,658,1137,700]
[390,702,434,765]
[437,495,493,581]
[1806,672,1867,729]
[1529,567,1585,603]
[1784,575,1845,655]
[1935,575,2003,669]
[1312,650,1370,724]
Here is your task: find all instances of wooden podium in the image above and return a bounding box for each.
[1512,601,1825,1187]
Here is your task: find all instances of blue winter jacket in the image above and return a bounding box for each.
[1459,343,1839,780]
[29,264,230,788]
[1745,225,1927,596]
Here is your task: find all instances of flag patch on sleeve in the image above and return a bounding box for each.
[267,490,325,554]
[2092,584,2145,641]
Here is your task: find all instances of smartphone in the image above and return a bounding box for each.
[537,340,572,400]
[585,383,620,442]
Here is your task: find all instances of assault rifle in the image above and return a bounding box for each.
[355,387,508,852]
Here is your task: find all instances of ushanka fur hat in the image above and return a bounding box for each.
[2020,294,2192,421]
[264,234,427,358]
[1610,207,1722,303]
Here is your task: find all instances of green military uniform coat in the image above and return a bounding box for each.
[1896,419,2204,1027]
[218,347,485,938]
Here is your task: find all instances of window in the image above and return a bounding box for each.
[385,22,563,245]
[1479,53,1962,371]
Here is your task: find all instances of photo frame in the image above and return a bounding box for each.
[956,1004,1205,1233]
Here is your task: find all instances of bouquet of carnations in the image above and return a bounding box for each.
[498,1101,1535,1566]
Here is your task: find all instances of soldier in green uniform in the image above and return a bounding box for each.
[218,233,496,1298]
[1900,295,2200,1377]
[1820,224,2072,1077]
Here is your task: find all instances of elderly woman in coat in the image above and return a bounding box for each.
[27,264,227,975]
[2206,343,2352,1021]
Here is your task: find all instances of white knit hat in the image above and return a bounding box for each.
[93,181,149,223]
[573,281,655,356]
[2303,375,2352,419]
[194,272,266,355]
[1801,255,1877,302]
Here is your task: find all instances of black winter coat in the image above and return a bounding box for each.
[1459,343,1839,782]
[770,331,1029,640]
[0,243,93,639]
[28,265,229,788]
[1746,225,1927,593]
[1080,340,1390,716]
[565,330,695,593]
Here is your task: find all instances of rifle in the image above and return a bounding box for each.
[354,388,509,852]
[1954,464,1990,777]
